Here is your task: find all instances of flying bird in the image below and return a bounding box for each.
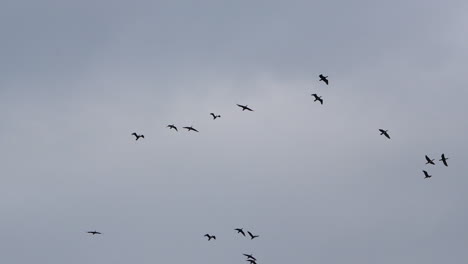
[379,129,390,139]
[131,132,144,140]
[311,93,323,105]
[425,155,435,165]
[167,124,178,131]
[204,234,216,241]
[439,154,449,167]
[247,231,259,240]
[210,113,221,120]
[235,228,246,236]
[183,126,199,132]
[243,254,257,261]
[319,74,329,85]
[87,231,102,235]
[237,104,254,111]
[423,170,432,179]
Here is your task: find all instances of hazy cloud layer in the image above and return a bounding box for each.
[1,1,468,263]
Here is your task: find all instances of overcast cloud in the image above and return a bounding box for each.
[1,1,468,263]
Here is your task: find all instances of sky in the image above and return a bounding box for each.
[1,0,468,263]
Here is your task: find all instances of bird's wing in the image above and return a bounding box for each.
[324,79,328,85]
[247,231,253,237]
[174,127,178,131]
[193,128,199,132]
[385,133,390,139]
[425,155,431,162]
[246,107,253,111]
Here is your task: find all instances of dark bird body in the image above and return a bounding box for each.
[379,129,390,139]
[167,124,178,131]
[131,133,144,140]
[87,231,102,235]
[183,126,199,132]
[204,234,216,241]
[319,74,329,85]
[440,154,449,167]
[425,155,435,165]
[235,228,246,236]
[423,170,432,179]
[247,231,259,240]
[210,113,221,120]
[243,254,257,261]
[311,93,323,105]
[237,104,254,111]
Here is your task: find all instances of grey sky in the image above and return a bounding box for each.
[1,1,468,263]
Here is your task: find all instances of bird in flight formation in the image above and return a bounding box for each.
[247,231,259,240]
[167,124,178,131]
[237,104,254,111]
[422,154,449,179]
[183,126,199,132]
[204,234,216,241]
[379,129,391,139]
[235,228,246,236]
[311,93,323,105]
[131,132,144,140]
[319,74,329,85]
[210,113,221,120]
[246,259,257,264]
[425,155,435,165]
[423,170,432,179]
[440,153,449,167]
[87,231,102,235]
[243,254,257,261]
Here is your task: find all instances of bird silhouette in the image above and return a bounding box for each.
[87,231,102,235]
[243,254,257,261]
[247,231,259,240]
[204,234,216,241]
[167,124,178,131]
[210,113,221,120]
[183,126,199,132]
[439,154,449,167]
[131,133,144,140]
[311,94,323,105]
[246,259,257,264]
[379,129,390,139]
[319,74,329,85]
[425,155,435,165]
[235,228,246,236]
[423,170,432,179]
[237,104,254,111]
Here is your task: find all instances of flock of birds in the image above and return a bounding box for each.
[89,73,451,262]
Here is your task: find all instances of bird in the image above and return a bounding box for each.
[247,231,259,240]
[87,231,102,235]
[167,124,178,131]
[379,129,390,139]
[423,170,432,179]
[243,254,257,261]
[131,132,144,140]
[425,155,435,165]
[204,234,216,241]
[311,93,323,105]
[246,259,257,264]
[237,104,254,111]
[183,126,199,132]
[319,74,329,85]
[235,228,246,236]
[440,154,449,167]
[210,113,221,120]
